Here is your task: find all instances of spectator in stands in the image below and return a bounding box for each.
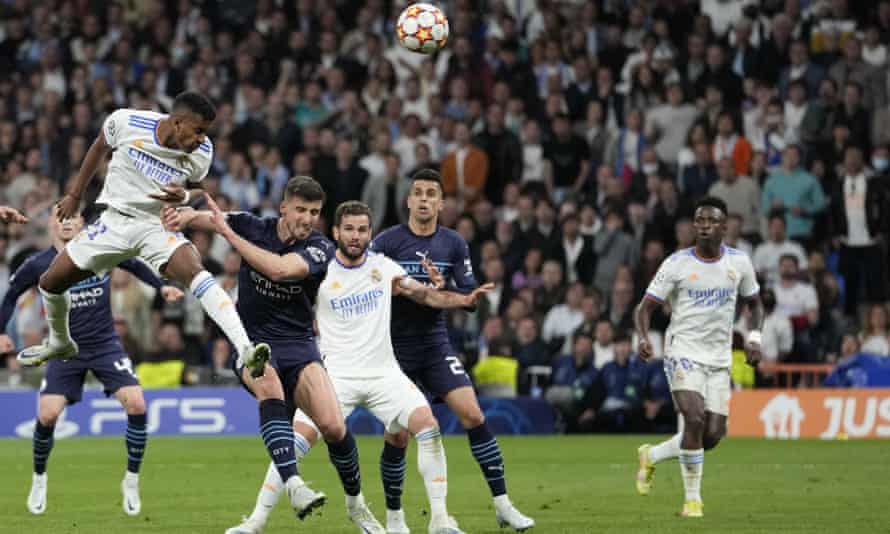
[724,213,754,255]
[592,318,615,369]
[761,145,827,246]
[829,36,886,110]
[605,108,646,185]
[606,278,635,333]
[513,317,551,395]
[473,103,522,205]
[645,82,698,167]
[362,151,407,229]
[773,254,821,362]
[546,326,598,433]
[779,40,827,99]
[829,145,888,319]
[544,113,590,203]
[712,111,753,177]
[555,213,595,286]
[754,212,809,285]
[759,287,795,365]
[441,121,489,211]
[577,331,646,433]
[860,304,890,356]
[680,141,719,202]
[541,281,586,356]
[593,200,638,296]
[708,158,761,239]
[649,178,693,253]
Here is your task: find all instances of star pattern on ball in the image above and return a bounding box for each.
[406,5,422,17]
[415,27,431,42]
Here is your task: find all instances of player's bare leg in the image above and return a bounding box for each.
[17,252,91,366]
[673,390,706,518]
[296,363,383,533]
[162,244,269,376]
[405,406,464,534]
[703,412,727,451]
[444,386,534,531]
[27,394,66,514]
[116,385,147,516]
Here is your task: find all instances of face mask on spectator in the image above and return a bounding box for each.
[643,163,658,175]
[872,157,888,171]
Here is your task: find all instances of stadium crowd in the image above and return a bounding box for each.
[0,0,889,433]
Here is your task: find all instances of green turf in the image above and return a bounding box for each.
[0,435,888,533]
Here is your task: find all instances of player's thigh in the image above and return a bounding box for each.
[38,394,68,425]
[366,372,431,435]
[89,350,143,404]
[703,367,731,417]
[664,357,707,424]
[41,359,89,405]
[294,362,347,439]
[65,211,137,280]
[137,221,200,283]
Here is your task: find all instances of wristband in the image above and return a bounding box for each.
[181,190,191,205]
[746,330,762,346]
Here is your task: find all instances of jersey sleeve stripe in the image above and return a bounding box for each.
[128,117,158,126]
[644,291,665,304]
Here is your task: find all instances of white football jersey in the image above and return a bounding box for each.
[96,109,213,217]
[316,251,406,377]
[645,246,759,368]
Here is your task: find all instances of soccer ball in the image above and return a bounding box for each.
[396,3,449,54]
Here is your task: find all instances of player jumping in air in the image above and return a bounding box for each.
[368,169,534,532]
[228,200,494,534]
[633,196,763,517]
[162,179,377,532]
[0,211,183,516]
[17,92,270,378]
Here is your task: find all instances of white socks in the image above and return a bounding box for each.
[679,449,704,502]
[415,427,448,520]
[248,434,312,523]
[648,415,684,465]
[649,433,682,464]
[189,271,251,362]
[40,287,72,349]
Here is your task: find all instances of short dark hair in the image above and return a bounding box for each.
[779,253,799,267]
[767,209,786,225]
[173,91,216,122]
[410,168,443,189]
[284,176,326,203]
[694,196,728,217]
[334,200,372,228]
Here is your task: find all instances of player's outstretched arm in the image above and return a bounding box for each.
[393,276,494,309]
[202,194,311,282]
[0,206,28,224]
[161,206,220,233]
[58,133,112,220]
[633,296,660,361]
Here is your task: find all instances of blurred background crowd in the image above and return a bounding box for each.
[0,0,889,433]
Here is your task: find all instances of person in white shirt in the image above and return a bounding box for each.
[633,196,762,518]
[753,212,808,286]
[541,281,586,355]
[772,254,819,329]
[17,93,269,378]
[233,201,493,534]
[757,288,794,364]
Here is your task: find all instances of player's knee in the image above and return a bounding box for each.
[682,412,705,433]
[703,427,726,450]
[458,407,485,429]
[385,430,410,448]
[124,396,146,415]
[317,418,346,442]
[38,411,61,427]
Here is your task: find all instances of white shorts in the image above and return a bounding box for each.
[67,208,192,275]
[663,356,731,416]
[294,370,429,435]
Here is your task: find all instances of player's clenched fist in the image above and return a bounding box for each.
[637,338,654,360]
[0,206,28,224]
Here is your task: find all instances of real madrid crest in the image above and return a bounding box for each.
[727,269,737,283]
[371,268,382,283]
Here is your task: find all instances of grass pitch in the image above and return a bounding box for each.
[0,435,888,533]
